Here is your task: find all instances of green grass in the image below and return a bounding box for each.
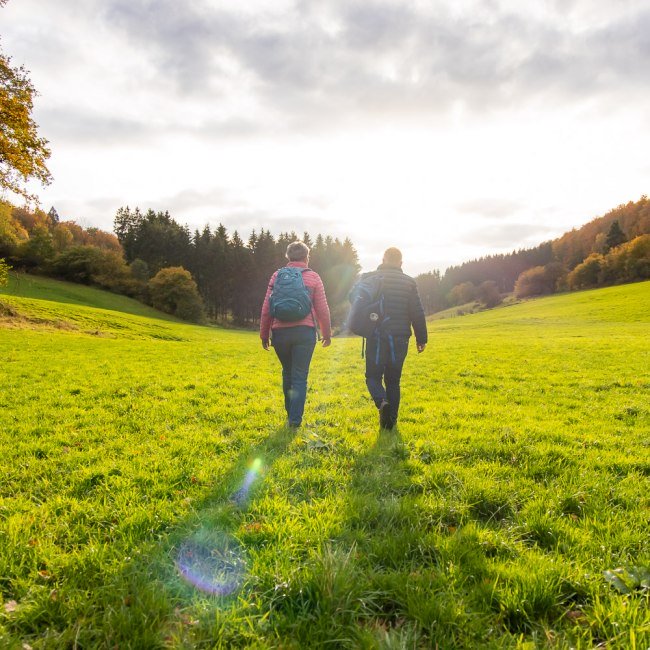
[0,273,185,339]
[1,276,648,648]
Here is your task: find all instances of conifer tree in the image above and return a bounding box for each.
[605,220,626,251]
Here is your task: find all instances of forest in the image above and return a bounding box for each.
[414,196,650,312]
[2,195,650,324]
[1,197,649,324]
[0,202,360,325]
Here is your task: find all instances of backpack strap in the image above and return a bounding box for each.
[301,267,321,340]
[375,332,381,365]
[387,333,396,365]
[369,332,396,366]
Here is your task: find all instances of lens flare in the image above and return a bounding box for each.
[230,457,264,507]
[176,530,247,596]
[175,459,267,595]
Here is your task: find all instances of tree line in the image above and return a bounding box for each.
[3,195,649,323]
[415,196,650,312]
[0,201,361,324]
[114,206,360,324]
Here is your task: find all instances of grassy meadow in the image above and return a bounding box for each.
[0,275,648,648]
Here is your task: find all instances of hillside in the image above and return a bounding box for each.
[0,280,648,648]
[421,196,650,310]
[0,273,190,339]
[1,272,179,318]
[434,282,650,328]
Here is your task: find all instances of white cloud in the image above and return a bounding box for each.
[1,0,648,274]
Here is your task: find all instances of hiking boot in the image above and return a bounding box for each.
[379,400,391,429]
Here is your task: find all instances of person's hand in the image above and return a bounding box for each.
[261,338,270,350]
[417,342,426,353]
[321,338,331,348]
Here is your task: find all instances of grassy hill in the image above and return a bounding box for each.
[0,273,188,339]
[1,273,177,318]
[0,277,648,648]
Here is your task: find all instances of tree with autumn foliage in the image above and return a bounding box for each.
[0,199,27,255]
[569,235,650,290]
[0,1,52,201]
[148,266,205,323]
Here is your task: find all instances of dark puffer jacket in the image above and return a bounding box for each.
[363,264,428,344]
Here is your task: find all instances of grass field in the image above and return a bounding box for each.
[1,275,648,648]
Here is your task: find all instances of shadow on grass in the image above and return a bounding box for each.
[247,425,448,647]
[93,424,299,648]
[104,424,426,648]
[257,424,493,648]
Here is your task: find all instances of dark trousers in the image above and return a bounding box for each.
[272,326,317,426]
[365,335,409,424]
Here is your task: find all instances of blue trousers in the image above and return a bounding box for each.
[272,326,317,426]
[365,335,409,424]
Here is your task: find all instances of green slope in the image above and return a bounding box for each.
[0,273,192,339]
[1,272,178,319]
[431,281,649,329]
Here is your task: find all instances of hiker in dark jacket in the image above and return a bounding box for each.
[260,241,331,429]
[363,247,427,430]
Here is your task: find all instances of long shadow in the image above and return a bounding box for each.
[251,425,428,646]
[269,424,490,648]
[121,424,418,647]
[96,424,298,647]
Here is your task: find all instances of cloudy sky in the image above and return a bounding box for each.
[2,0,649,274]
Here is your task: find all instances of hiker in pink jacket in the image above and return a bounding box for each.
[260,241,332,428]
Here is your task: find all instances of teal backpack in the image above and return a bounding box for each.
[269,267,313,322]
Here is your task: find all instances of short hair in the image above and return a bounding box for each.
[383,247,402,266]
[286,240,310,261]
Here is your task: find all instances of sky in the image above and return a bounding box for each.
[2,0,649,274]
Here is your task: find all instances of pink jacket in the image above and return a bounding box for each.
[260,261,332,341]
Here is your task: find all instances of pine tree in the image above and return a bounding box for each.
[47,207,60,224]
[605,220,626,251]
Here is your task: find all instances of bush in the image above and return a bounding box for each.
[448,281,476,306]
[16,225,56,270]
[52,246,128,285]
[476,281,502,308]
[129,259,151,282]
[625,235,650,280]
[514,263,564,298]
[567,254,604,290]
[148,267,205,323]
